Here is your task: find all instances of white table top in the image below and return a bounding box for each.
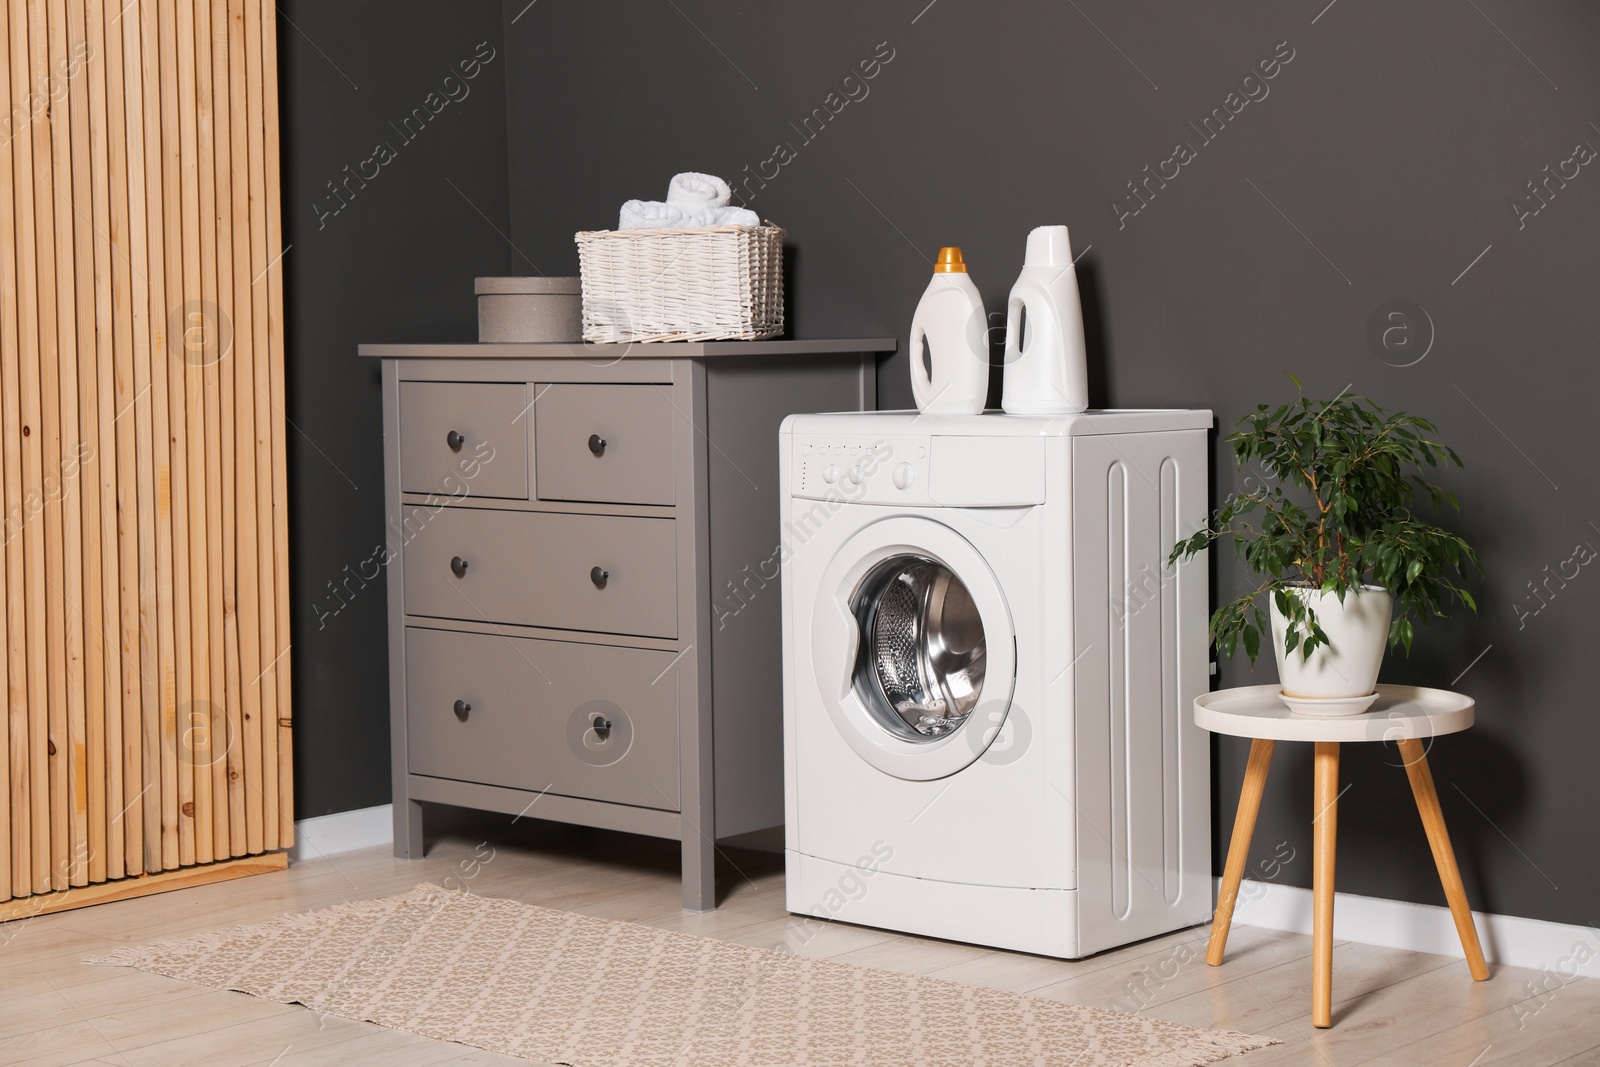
[1194,684,1474,742]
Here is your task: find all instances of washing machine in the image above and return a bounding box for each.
[781,410,1214,958]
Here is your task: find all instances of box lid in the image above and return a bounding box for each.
[474,276,582,296]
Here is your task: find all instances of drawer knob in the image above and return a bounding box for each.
[592,714,613,739]
[451,555,469,578]
[446,429,466,452]
[590,566,609,588]
[588,433,607,456]
[453,699,472,720]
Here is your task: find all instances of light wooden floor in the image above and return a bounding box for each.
[2,820,1597,1066]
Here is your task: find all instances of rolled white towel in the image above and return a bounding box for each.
[677,206,761,227]
[666,171,731,211]
[707,206,760,227]
[619,199,692,230]
[618,200,762,230]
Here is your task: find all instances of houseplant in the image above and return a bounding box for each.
[1170,379,1479,712]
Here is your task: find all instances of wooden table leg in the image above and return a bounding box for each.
[1207,737,1275,966]
[1397,737,1490,981]
[1313,741,1339,1028]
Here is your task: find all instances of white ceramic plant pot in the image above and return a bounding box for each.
[1270,584,1393,715]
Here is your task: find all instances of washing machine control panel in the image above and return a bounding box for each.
[791,432,1048,507]
[791,434,932,505]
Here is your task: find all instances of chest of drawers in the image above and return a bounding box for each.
[363,339,892,909]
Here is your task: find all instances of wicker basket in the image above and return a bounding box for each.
[575,225,785,343]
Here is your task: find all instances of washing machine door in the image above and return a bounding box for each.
[811,515,1017,781]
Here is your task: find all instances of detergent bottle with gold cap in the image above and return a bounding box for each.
[909,246,989,415]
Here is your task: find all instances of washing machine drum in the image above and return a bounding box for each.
[810,516,1017,781]
[854,557,987,740]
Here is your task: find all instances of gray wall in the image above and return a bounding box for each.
[503,1,1600,929]
[279,1,510,816]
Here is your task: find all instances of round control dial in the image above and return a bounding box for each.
[821,464,839,484]
[847,464,864,485]
[892,463,915,490]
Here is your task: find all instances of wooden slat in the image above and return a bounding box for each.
[25,0,70,894]
[259,0,289,847]
[153,0,194,870]
[81,0,119,886]
[43,0,90,891]
[59,0,101,886]
[224,0,262,857]
[173,0,208,866]
[11,0,45,902]
[210,0,242,857]
[101,0,141,880]
[13,0,52,896]
[10,0,44,895]
[41,0,87,893]
[134,0,180,873]
[35,0,74,890]
[117,0,160,878]
[194,0,227,858]
[0,0,16,904]
[242,0,275,852]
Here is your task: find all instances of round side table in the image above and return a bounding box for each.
[1196,683,1489,1029]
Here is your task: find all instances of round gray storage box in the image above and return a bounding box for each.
[475,276,582,343]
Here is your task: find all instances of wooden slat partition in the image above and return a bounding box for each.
[1,0,289,912]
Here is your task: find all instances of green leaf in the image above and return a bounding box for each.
[1242,624,1260,663]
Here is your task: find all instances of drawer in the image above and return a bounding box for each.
[400,381,529,500]
[403,507,677,638]
[535,384,675,505]
[405,627,679,809]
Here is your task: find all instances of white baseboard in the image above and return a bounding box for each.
[290,804,393,862]
[1226,877,1600,979]
[286,801,520,862]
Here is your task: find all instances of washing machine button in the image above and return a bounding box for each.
[847,464,864,485]
[822,464,839,484]
[892,462,915,490]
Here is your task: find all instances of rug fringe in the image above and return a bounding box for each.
[82,944,147,968]
[1134,1028,1281,1067]
[84,883,447,969]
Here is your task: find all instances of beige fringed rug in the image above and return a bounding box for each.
[87,883,1276,1066]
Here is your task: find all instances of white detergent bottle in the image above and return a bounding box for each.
[909,246,989,415]
[1001,225,1089,415]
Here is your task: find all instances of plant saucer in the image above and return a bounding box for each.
[1278,690,1381,718]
